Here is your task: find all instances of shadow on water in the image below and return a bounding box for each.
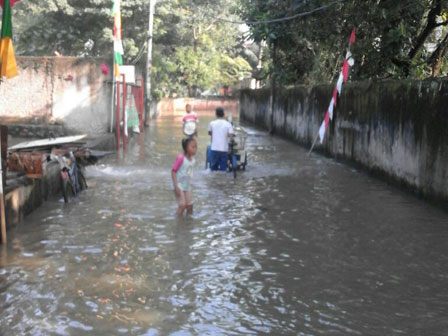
[0,113,448,335]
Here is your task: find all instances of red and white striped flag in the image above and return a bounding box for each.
[318,29,355,144]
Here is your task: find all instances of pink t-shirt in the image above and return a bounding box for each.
[172,154,184,172]
[172,153,195,191]
[182,112,198,123]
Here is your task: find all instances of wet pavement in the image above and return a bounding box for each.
[1,113,448,335]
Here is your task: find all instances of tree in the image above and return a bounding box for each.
[239,0,448,85]
[10,0,252,98]
[150,0,252,97]
[13,0,147,59]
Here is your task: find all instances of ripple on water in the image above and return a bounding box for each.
[2,116,448,335]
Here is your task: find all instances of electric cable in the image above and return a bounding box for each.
[216,0,345,25]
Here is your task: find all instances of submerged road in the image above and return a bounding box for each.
[1,113,448,335]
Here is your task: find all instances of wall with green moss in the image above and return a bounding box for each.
[240,79,448,202]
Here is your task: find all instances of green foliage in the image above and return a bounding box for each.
[10,0,252,97]
[151,0,252,96]
[240,0,448,85]
[12,0,150,59]
[11,0,447,92]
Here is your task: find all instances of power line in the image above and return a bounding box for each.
[131,41,147,65]
[217,0,345,25]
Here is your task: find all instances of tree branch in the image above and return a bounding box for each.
[435,20,448,27]
[428,33,448,77]
[205,17,220,32]
[408,0,442,60]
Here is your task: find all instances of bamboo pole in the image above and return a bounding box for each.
[0,187,7,244]
[0,127,6,244]
[308,130,320,156]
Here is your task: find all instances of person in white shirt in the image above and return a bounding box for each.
[208,107,234,171]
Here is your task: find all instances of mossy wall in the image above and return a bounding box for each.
[240,79,448,202]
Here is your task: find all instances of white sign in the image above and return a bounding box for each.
[118,65,135,84]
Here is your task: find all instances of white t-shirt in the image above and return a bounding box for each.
[208,119,234,152]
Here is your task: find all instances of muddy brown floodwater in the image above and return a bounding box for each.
[1,113,448,335]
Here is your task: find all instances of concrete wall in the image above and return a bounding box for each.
[240,79,448,202]
[0,57,112,136]
[157,98,239,117]
[4,162,61,229]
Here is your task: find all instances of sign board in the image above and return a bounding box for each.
[118,65,136,84]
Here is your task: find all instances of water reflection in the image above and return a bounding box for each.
[0,114,448,335]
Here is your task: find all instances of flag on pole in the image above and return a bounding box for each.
[328,98,335,120]
[349,29,356,46]
[0,0,19,8]
[317,30,356,144]
[342,59,350,82]
[0,0,18,78]
[336,73,344,94]
[112,0,124,78]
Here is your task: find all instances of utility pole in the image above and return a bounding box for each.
[256,40,266,89]
[145,0,156,125]
[269,40,278,135]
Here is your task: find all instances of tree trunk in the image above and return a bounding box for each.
[430,33,448,77]
[408,0,442,60]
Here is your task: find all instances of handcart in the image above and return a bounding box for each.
[206,126,248,178]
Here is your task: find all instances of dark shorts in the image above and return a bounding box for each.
[210,150,228,171]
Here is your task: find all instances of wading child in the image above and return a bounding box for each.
[171,138,197,215]
[182,104,198,123]
[182,104,198,138]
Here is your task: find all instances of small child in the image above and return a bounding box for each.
[182,104,198,123]
[171,138,197,215]
[182,104,198,137]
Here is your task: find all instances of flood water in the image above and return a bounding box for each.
[1,113,448,335]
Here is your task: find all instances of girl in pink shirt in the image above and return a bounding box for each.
[171,138,197,215]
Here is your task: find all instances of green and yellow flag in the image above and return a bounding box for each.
[0,0,18,78]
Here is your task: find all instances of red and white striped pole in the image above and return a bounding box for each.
[309,29,355,155]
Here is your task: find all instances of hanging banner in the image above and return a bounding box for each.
[0,0,19,79]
